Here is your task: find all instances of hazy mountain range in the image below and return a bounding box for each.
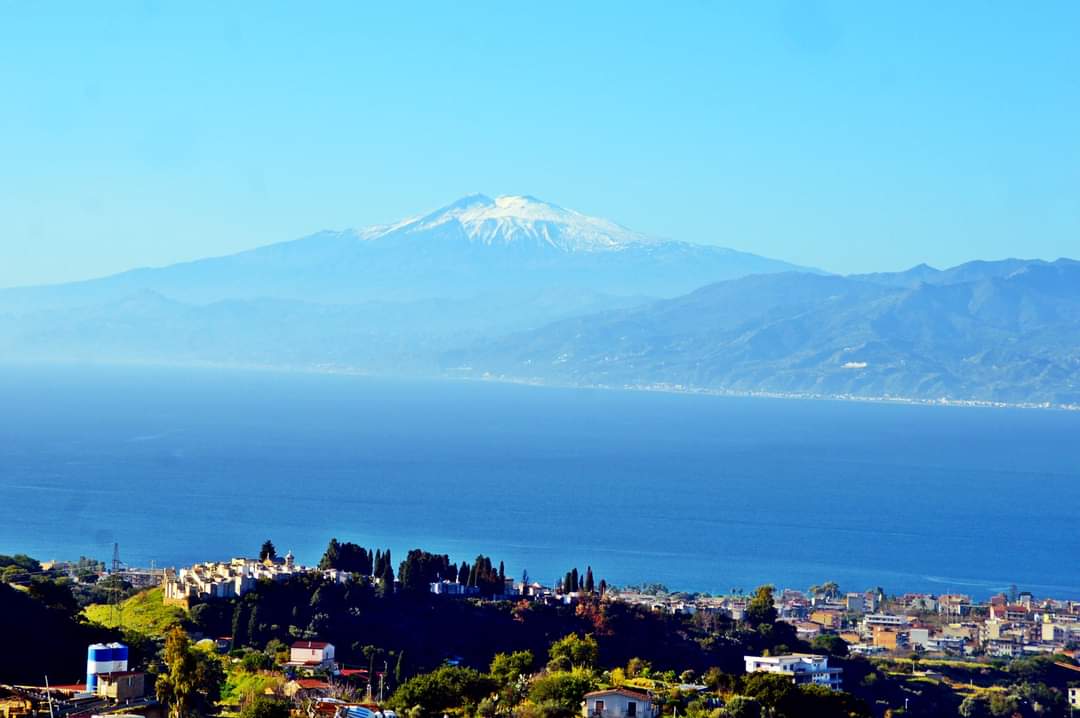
[1,195,1077,406]
[451,259,1080,405]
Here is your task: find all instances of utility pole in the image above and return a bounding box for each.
[44,675,55,718]
[110,543,124,628]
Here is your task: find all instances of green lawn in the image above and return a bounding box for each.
[84,587,187,635]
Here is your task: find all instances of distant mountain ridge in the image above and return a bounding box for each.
[450,258,1080,406]
[1,196,1076,406]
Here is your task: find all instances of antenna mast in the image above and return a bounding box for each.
[109,543,124,629]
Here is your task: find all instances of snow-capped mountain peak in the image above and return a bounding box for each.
[361,194,657,253]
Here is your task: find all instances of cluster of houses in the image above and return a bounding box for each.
[796,590,1080,659]
[609,586,1080,660]
[163,553,350,607]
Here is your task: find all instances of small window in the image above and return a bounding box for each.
[595,700,604,714]
[627,702,637,717]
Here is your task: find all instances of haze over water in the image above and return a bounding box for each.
[2,363,1077,599]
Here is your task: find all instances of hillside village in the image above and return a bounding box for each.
[4,545,1080,718]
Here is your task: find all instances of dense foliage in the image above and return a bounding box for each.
[0,580,118,683]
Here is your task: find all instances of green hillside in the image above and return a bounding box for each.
[84,587,187,636]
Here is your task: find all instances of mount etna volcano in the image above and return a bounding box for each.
[1,195,1076,405]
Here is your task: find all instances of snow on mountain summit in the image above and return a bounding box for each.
[360,194,657,253]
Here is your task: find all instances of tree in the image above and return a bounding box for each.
[528,670,596,718]
[810,633,849,657]
[321,539,376,575]
[548,633,598,671]
[156,626,225,718]
[240,651,274,672]
[27,578,79,616]
[239,696,290,718]
[398,549,452,594]
[987,692,1018,717]
[490,650,534,688]
[388,666,495,718]
[722,695,764,718]
[259,540,276,562]
[745,585,778,627]
[958,696,988,718]
[625,657,650,679]
[584,567,595,593]
[1,565,28,584]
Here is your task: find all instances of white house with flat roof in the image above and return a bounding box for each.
[744,654,843,690]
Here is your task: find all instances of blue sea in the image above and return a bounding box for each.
[2,363,1078,599]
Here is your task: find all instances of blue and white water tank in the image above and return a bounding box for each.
[87,642,128,692]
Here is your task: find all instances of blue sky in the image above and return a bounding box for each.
[1,1,1078,286]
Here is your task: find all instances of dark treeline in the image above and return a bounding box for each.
[189,570,793,678]
[0,581,122,683]
[320,540,518,598]
[183,541,805,681]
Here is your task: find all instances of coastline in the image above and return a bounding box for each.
[6,356,1078,412]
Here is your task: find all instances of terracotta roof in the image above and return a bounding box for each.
[292,640,331,650]
[585,688,651,701]
[339,668,369,677]
[293,679,331,690]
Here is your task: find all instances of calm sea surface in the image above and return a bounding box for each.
[2,363,1078,599]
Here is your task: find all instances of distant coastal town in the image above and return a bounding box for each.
[154,551,1080,661]
[5,541,1080,718]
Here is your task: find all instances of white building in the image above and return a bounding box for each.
[861,614,907,634]
[1069,686,1080,710]
[908,628,930,648]
[164,552,347,604]
[289,641,336,669]
[743,654,843,690]
[583,689,655,718]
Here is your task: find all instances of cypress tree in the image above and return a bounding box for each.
[459,561,470,584]
[599,579,607,596]
[498,560,505,583]
[585,566,595,593]
[247,604,261,647]
[319,538,339,570]
[571,567,580,593]
[232,601,249,647]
